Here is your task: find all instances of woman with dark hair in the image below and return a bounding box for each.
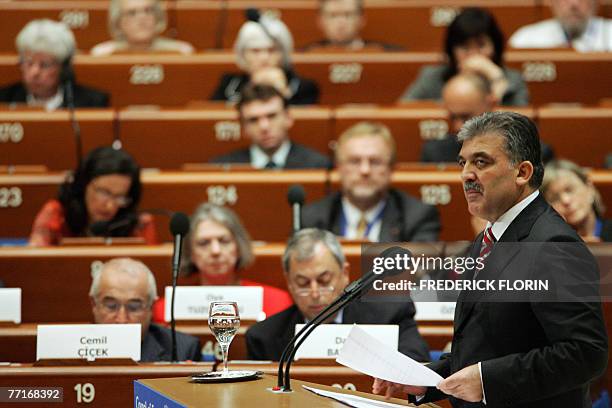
[152,203,292,322]
[399,7,529,106]
[541,159,611,242]
[29,146,157,245]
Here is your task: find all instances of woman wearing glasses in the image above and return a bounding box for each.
[91,0,194,55]
[152,203,292,322]
[29,146,158,246]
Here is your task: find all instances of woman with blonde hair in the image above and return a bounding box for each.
[91,0,194,55]
[541,159,610,242]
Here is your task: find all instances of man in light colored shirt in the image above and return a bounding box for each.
[210,84,331,169]
[302,121,440,242]
[509,0,612,51]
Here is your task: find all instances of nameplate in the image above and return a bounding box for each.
[414,302,456,321]
[36,324,141,361]
[0,288,21,323]
[164,286,264,321]
[293,324,398,359]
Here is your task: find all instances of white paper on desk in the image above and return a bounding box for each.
[336,325,443,387]
[303,385,408,408]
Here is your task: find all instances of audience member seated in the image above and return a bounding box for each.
[541,159,611,242]
[0,19,109,110]
[421,73,495,163]
[90,257,201,362]
[210,13,319,105]
[91,0,194,55]
[302,122,440,242]
[29,146,157,246]
[152,203,293,323]
[509,0,612,51]
[399,8,529,106]
[302,0,402,51]
[245,228,430,361]
[210,84,331,169]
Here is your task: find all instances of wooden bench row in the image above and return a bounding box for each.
[0,51,611,106]
[2,170,612,242]
[0,105,609,171]
[0,0,591,52]
[1,242,610,323]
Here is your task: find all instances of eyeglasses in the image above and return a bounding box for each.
[122,5,156,18]
[341,157,389,170]
[292,285,335,298]
[20,58,59,71]
[91,184,132,208]
[97,297,148,315]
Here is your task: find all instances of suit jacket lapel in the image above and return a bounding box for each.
[141,330,166,362]
[378,197,401,242]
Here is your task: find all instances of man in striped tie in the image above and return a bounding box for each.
[373,111,607,407]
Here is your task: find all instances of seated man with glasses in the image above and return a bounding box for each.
[302,122,440,242]
[245,228,430,361]
[90,257,201,362]
[0,19,109,110]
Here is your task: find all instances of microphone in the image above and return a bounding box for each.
[169,212,190,361]
[277,246,412,391]
[61,57,82,166]
[287,185,305,234]
[245,7,260,22]
[90,213,138,238]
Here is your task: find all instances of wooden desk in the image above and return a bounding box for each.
[1,51,611,106]
[0,110,115,170]
[0,322,453,363]
[118,106,333,168]
[0,363,211,407]
[536,106,612,168]
[3,170,612,242]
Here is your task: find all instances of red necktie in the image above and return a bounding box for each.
[479,226,496,261]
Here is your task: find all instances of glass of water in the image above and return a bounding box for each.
[208,301,240,376]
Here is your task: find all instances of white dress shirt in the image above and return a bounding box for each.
[249,140,291,169]
[27,87,63,111]
[341,197,386,242]
[509,17,612,52]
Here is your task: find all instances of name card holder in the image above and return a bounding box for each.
[414,302,456,321]
[0,288,21,324]
[36,324,141,363]
[293,324,398,360]
[164,286,264,322]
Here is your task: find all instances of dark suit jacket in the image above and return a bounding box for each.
[421,137,461,163]
[417,195,608,407]
[0,82,109,108]
[245,302,430,362]
[210,70,319,105]
[210,142,331,169]
[302,189,440,242]
[141,324,202,362]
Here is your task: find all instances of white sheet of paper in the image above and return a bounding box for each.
[336,325,443,387]
[302,385,407,408]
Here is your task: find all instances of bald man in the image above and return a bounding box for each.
[89,258,201,362]
[421,73,494,163]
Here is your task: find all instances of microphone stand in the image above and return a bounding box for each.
[277,276,371,391]
[64,68,82,166]
[170,232,183,362]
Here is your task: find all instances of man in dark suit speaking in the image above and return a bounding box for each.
[373,112,608,407]
[89,258,201,362]
[245,228,430,362]
[210,84,330,169]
